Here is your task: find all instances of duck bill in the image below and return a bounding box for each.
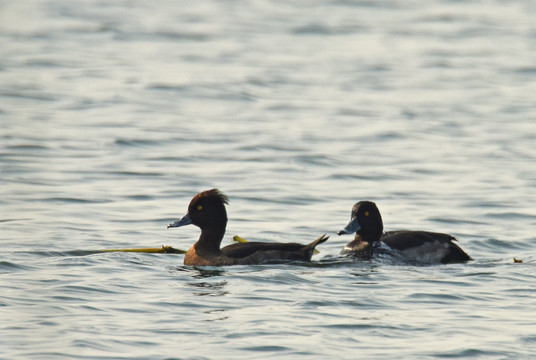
[167,213,192,228]
[337,217,361,235]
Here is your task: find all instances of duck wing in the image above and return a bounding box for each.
[381,230,456,250]
[381,230,471,263]
[221,234,329,263]
[221,242,305,258]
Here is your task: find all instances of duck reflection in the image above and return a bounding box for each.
[186,267,229,296]
[187,280,229,297]
[192,267,225,279]
[171,266,229,296]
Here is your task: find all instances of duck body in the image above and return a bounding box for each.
[339,201,471,264]
[185,237,327,266]
[168,189,328,266]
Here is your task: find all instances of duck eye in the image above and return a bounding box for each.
[197,205,203,211]
[364,211,370,216]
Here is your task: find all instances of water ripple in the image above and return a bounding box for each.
[2,0,536,359]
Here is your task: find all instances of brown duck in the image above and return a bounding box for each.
[168,189,328,266]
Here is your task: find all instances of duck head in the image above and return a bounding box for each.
[338,201,383,255]
[168,189,229,232]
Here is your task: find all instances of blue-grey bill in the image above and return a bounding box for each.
[337,217,361,235]
[167,213,192,228]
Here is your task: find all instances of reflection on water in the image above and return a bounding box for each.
[191,267,226,279]
[171,267,230,296]
[203,309,230,322]
[187,280,229,297]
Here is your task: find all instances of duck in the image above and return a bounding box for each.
[338,201,471,264]
[167,189,329,266]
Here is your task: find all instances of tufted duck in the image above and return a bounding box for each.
[168,189,329,266]
[338,201,471,264]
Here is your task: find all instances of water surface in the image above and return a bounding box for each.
[1,0,536,359]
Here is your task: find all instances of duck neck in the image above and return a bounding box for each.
[344,235,372,255]
[196,225,226,253]
[357,227,382,245]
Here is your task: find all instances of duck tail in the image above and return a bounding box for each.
[442,242,473,263]
[306,234,329,252]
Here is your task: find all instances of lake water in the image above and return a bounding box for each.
[1,0,536,359]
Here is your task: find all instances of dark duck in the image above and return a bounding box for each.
[168,189,329,266]
[338,201,471,264]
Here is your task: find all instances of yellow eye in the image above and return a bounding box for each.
[197,205,203,211]
[364,211,370,216]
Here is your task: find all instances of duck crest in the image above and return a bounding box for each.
[190,188,229,207]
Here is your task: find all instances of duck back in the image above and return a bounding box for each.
[381,231,472,264]
[222,234,329,264]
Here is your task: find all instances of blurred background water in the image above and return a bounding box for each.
[1,0,536,359]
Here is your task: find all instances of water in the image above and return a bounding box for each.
[1,0,536,358]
